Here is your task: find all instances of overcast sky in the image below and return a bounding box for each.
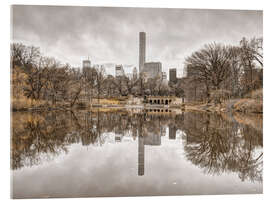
[12,5,262,77]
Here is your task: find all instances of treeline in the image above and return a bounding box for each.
[182,112,262,182]
[11,43,182,110]
[11,37,263,109]
[181,37,263,103]
[12,43,85,108]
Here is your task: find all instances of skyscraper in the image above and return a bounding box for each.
[115,65,125,77]
[162,72,167,80]
[82,59,91,78]
[139,32,146,73]
[82,59,91,69]
[143,62,162,80]
[162,72,168,85]
[169,68,177,83]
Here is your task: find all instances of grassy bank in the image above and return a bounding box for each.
[184,89,263,114]
[11,96,126,112]
[12,97,48,111]
[233,89,263,113]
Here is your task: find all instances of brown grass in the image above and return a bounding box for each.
[233,98,262,113]
[12,97,48,111]
[92,98,120,105]
[245,88,263,100]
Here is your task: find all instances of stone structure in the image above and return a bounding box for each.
[145,96,183,105]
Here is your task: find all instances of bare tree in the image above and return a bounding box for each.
[23,57,49,101]
[67,68,84,107]
[113,75,128,96]
[83,66,98,103]
[240,37,263,67]
[11,43,41,70]
[45,59,70,105]
[103,75,117,97]
[125,77,139,96]
[11,43,47,102]
[93,65,105,104]
[185,43,233,102]
[239,37,263,93]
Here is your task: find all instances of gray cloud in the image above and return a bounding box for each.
[12,5,262,76]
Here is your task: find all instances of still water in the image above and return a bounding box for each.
[11,109,263,198]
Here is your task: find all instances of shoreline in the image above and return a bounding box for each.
[11,100,263,115]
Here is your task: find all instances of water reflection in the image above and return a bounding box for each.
[12,110,262,183]
[181,112,263,182]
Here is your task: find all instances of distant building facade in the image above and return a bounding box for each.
[162,72,167,80]
[142,62,162,80]
[169,68,177,83]
[126,73,133,80]
[82,59,91,69]
[133,67,138,80]
[115,65,125,77]
[162,71,167,85]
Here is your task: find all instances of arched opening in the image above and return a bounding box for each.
[157,100,160,104]
[150,100,152,104]
[165,100,168,105]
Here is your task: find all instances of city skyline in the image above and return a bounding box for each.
[12,5,262,77]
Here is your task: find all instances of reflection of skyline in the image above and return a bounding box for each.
[12,110,263,183]
[169,124,177,140]
[138,135,144,176]
[138,114,167,176]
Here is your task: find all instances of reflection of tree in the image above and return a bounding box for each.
[11,111,136,169]
[181,112,263,182]
[12,110,263,183]
[12,112,72,170]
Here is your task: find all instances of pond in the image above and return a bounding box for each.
[11,109,263,198]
